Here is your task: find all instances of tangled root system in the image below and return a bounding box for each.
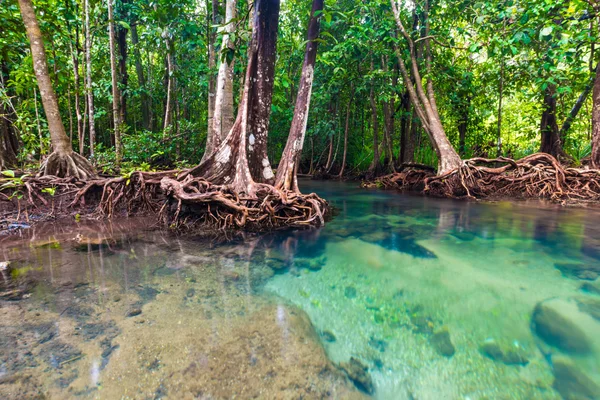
[364,153,600,205]
[40,151,96,180]
[2,169,328,232]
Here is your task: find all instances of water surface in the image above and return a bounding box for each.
[1,180,600,399]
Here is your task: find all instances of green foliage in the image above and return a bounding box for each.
[1,0,599,176]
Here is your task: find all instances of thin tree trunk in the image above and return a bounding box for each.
[212,0,237,145]
[163,39,174,135]
[117,0,128,123]
[398,90,412,164]
[71,32,84,154]
[131,22,150,131]
[338,91,353,178]
[19,0,95,177]
[275,0,323,191]
[458,97,470,156]
[206,0,219,150]
[247,0,280,184]
[84,0,96,157]
[368,55,380,176]
[19,0,70,154]
[0,54,18,168]
[497,59,504,156]
[540,85,567,160]
[390,0,461,174]
[592,52,600,167]
[560,67,597,141]
[325,135,333,171]
[108,0,123,164]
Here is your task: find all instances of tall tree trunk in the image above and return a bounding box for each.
[189,0,279,195]
[592,57,600,168]
[117,4,128,124]
[212,0,237,145]
[108,0,123,165]
[338,92,353,178]
[458,97,469,156]
[390,0,461,174]
[246,0,280,184]
[398,90,413,164]
[131,22,151,131]
[368,56,380,176]
[163,39,174,135]
[0,55,18,168]
[540,85,567,160]
[497,59,504,156]
[561,67,597,141]
[64,0,84,155]
[206,0,219,152]
[325,135,333,171]
[18,0,95,177]
[84,0,96,157]
[275,0,323,191]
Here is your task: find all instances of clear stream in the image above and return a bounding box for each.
[1,180,600,399]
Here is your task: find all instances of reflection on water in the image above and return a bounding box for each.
[1,180,600,399]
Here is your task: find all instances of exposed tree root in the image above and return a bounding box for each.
[40,151,97,179]
[364,153,600,205]
[1,169,328,232]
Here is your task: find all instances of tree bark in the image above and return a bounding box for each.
[338,92,353,178]
[117,0,128,123]
[64,0,84,155]
[458,97,469,156]
[18,0,95,177]
[189,0,279,195]
[0,56,18,168]
[247,0,280,184]
[398,90,413,164]
[592,57,600,168]
[212,0,237,145]
[108,0,123,165]
[368,56,380,176]
[275,0,323,191]
[131,22,151,131]
[206,0,219,153]
[540,85,567,160]
[390,0,461,174]
[163,39,174,135]
[561,68,596,141]
[84,0,96,157]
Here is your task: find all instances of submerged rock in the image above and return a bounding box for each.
[576,297,600,321]
[126,308,142,318]
[430,329,455,357]
[339,357,374,394]
[344,286,357,299]
[320,330,336,343]
[531,298,593,354]
[554,263,600,281]
[479,339,528,366]
[580,281,600,296]
[552,356,600,400]
[368,336,387,353]
[410,314,434,335]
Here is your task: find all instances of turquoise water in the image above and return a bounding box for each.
[1,180,600,399]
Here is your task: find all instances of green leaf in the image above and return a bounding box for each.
[1,170,15,178]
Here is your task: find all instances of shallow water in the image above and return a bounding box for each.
[1,180,600,399]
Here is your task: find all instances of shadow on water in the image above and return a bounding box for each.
[1,179,600,399]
